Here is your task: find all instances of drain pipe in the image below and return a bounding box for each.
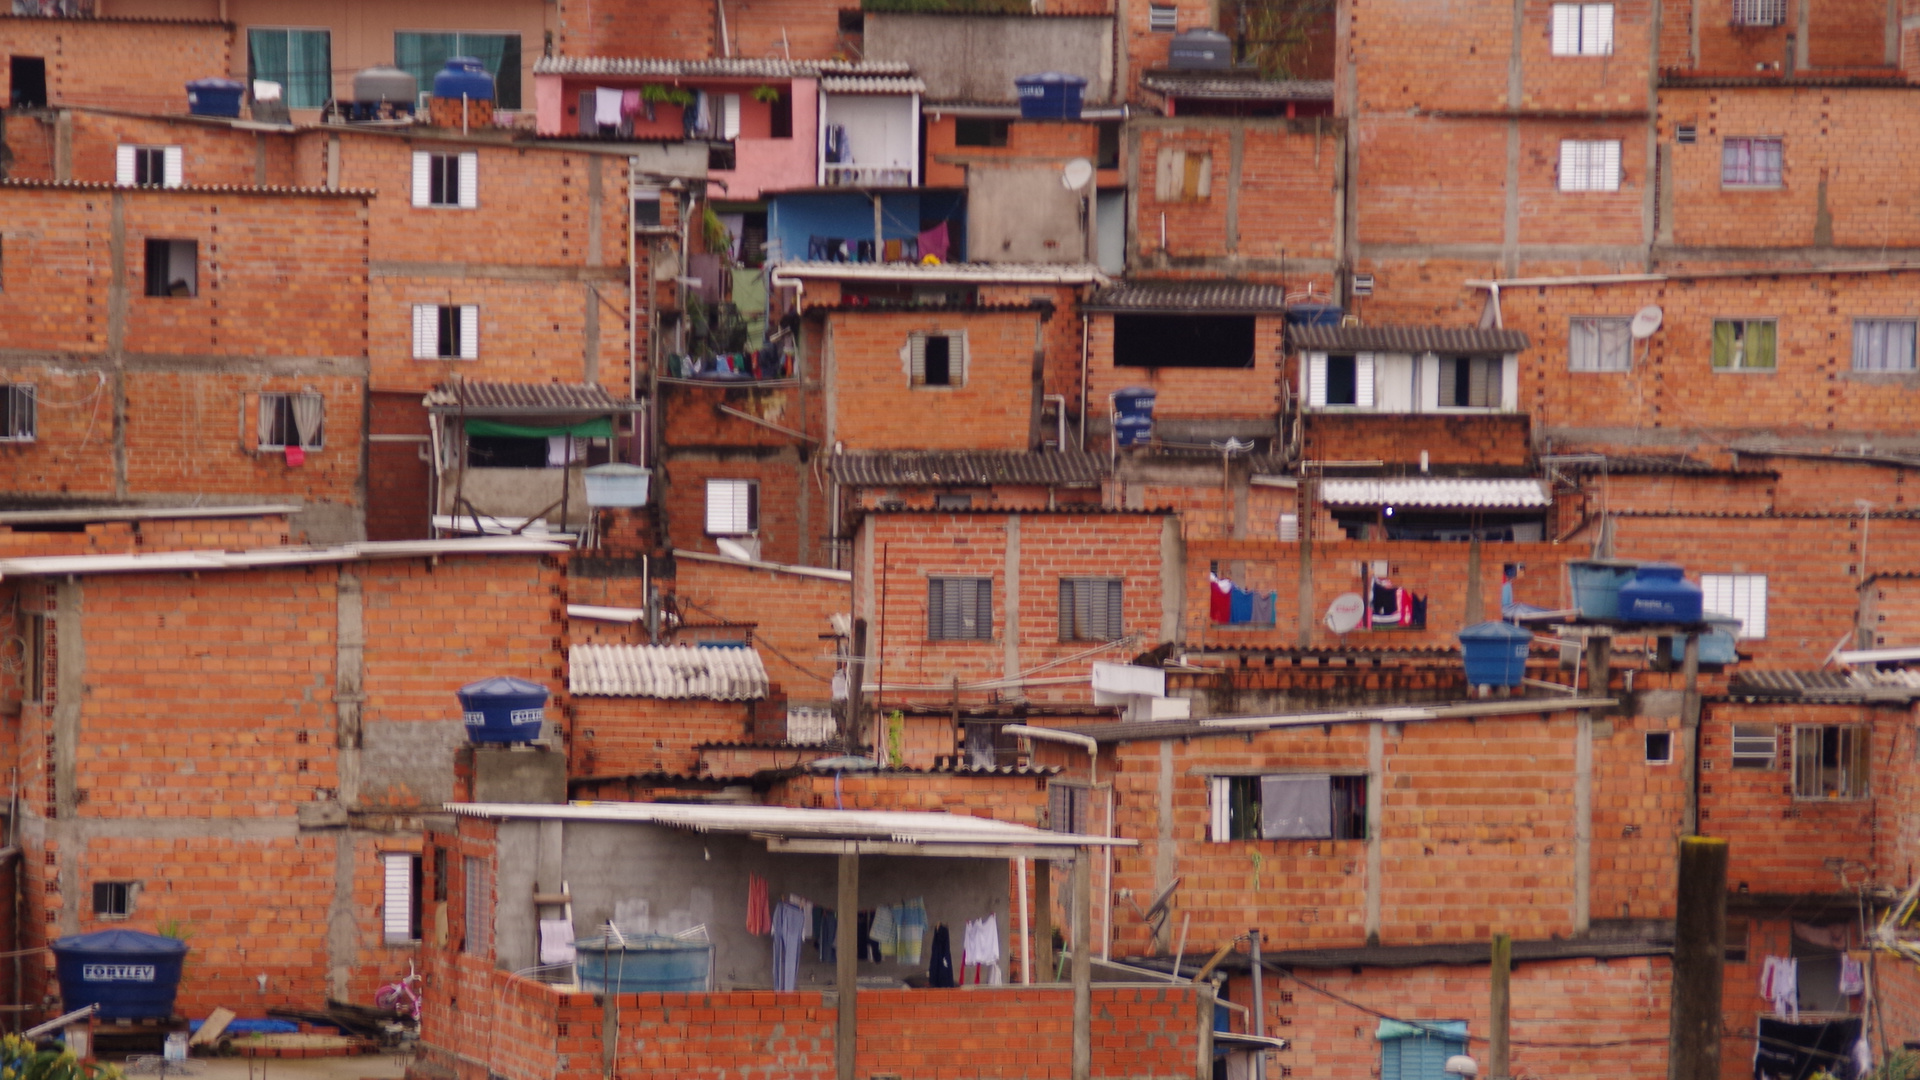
[1007,725,1111,959]
[1078,312,1090,451]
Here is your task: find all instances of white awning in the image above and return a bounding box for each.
[1318,477,1551,510]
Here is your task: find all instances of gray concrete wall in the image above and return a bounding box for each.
[491,820,1013,991]
[967,167,1087,265]
[443,467,587,525]
[359,719,470,807]
[864,14,1114,104]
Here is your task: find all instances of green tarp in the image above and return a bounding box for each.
[464,417,614,438]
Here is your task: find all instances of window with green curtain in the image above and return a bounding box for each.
[1711,318,1776,370]
[248,28,332,110]
[394,32,522,110]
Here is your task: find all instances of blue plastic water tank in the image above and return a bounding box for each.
[432,57,496,102]
[456,675,549,744]
[574,934,713,993]
[1112,387,1157,448]
[1285,305,1345,328]
[1014,72,1087,120]
[185,77,245,118]
[52,930,188,1020]
[1618,564,1703,624]
[1458,620,1531,687]
[1567,558,1642,621]
[1667,614,1741,664]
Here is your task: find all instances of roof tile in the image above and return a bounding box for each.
[570,643,770,700]
[425,381,637,415]
[828,451,1109,486]
[1083,281,1288,314]
[1288,324,1531,355]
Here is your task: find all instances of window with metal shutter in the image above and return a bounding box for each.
[383,853,419,944]
[457,151,479,208]
[459,305,480,359]
[928,576,992,640]
[1059,577,1124,641]
[412,305,436,359]
[1307,354,1328,407]
[1583,4,1613,52]
[1354,353,1376,408]
[706,479,758,535]
[464,855,492,954]
[1550,4,1580,53]
[115,146,137,186]
[1701,574,1767,638]
[411,152,432,207]
[163,146,183,188]
[720,94,741,140]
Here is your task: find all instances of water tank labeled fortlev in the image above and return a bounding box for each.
[1168,29,1233,71]
[52,930,189,1020]
[457,675,549,744]
[1618,564,1703,624]
[1458,620,1531,688]
[1112,386,1157,448]
[185,77,245,118]
[354,65,419,105]
[1014,72,1088,120]
[432,57,496,102]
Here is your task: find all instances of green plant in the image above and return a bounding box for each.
[701,204,734,265]
[1869,1050,1920,1080]
[155,918,192,941]
[641,84,695,108]
[1238,0,1337,80]
[0,1033,124,1080]
[886,710,904,765]
[751,84,781,104]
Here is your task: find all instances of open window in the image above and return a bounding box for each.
[0,386,35,442]
[955,118,1010,148]
[1438,356,1503,408]
[143,240,197,298]
[1210,774,1367,841]
[908,331,967,386]
[413,304,479,359]
[1793,725,1867,800]
[116,145,183,188]
[9,56,47,108]
[257,392,324,451]
[1306,352,1373,407]
[1116,315,1255,369]
[411,151,478,209]
[383,852,423,945]
[705,479,759,536]
[92,881,135,919]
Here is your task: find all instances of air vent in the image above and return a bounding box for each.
[1676,124,1697,144]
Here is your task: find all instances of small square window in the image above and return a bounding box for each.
[1645,731,1673,764]
[1569,317,1632,372]
[258,392,324,450]
[1550,3,1614,55]
[1059,577,1124,642]
[1149,4,1179,30]
[706,478,759,536]
[1722,137,1783,187]
[1702,573,1768,636]
[1731,723,1776,768]
[1731,0,1786,26]
[908,331,966,386]
[928,576,992,640]
[143,239,197,298]
[1793,724,1867,800]
[1711,320,1776,371]
[413,304,479,359]
[412,151,477,209]
[1559,140,1621,192]
[0,385,35,442]
[92,881,133,919]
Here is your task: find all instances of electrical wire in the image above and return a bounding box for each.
[674,596,834,683]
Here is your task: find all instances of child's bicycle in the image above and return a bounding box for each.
[375,961,423,1023]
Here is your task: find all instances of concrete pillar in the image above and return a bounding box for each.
[1070,852,1091,1080]
[836,852,859,1080]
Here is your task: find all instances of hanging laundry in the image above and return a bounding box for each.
[746,873,772,936]
[1210,574,1233,624]
[1839,954,1865,996]
[1370,578,1401,627]
[1229,586,1254,624]
[962,914,1001,985]
[896,899,927,965]
[538,919,576,965]
[856,909,877,961]
[595,87,624,129]
[1250,591,1276,627]
[882,239,903,263]
[824,124,848,164]
[1409,592,1429,629]
[871,903,895,959]
[815,907,837,963]
[284,445,305,467]
[620,88,642,118]
[928,924,956,988]
[771,900,806,991]
[917,221,949,262]
[1759,955,1799,1019]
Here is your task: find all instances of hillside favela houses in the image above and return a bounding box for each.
[6,0,1920,1078]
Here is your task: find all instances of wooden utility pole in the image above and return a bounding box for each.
[835,853,859,1080]
[1489,933,1511,1080]
[1668,836,1728,1080]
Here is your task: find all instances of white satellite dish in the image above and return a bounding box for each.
[716,538,756,562]
[1325,592,1366,634]
[1630,305,1664,339]
[1061,157,1095,192]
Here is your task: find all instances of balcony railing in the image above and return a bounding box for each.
[822,163,913,188]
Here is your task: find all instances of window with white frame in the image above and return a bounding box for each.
[928,576,993,641]
[1732,723,1777,768]
[1700,573,1767,638]
[0,385,35,442]
[411,151,478,208]
[1721,137,1783,187]
[1793,724,1867,799]
[1731,0,1786,26]
[1210,774,1367,841]
[412,304,478,360]
[257,392,324,450]
[1550,3,1613,55]
[463,855,492,954]
[1559,140,1621,192]
[1149,4,1179,30]
[1308,353,1374,408]
[115,145,182,188]
[1853,319,1918,372]
[907,331,966,387]
[382,852,422,944]
[1569,317,1632,371]
[1645,731,1673,764]
[1059,577,1124,642]
[1439,356,1503,408]
[1711,319,1776,370]
[705,478,759,536]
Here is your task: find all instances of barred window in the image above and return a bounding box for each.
[1721,137,1783,187]
[1731,0,1786,26]
[1558,140,1621,192]
[0,385,34,441]
[1550,3,1613,55]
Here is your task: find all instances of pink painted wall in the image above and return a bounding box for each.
[713,76,815,200]
[535,74,563,136]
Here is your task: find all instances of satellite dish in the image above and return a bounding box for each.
[1061,157,1095,192]
[1325,592,1366,634]
[1142,876,1182,926]
[716,538,756,562]
[1630,305,1664,339]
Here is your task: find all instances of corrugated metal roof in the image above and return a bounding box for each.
[1137,936,1669,973]
[0,503,299,525]
[829,451,1109,487]
[1288,324,1531,355]
[1139,73,1335,101]
[1661,72,1910,88]
[1319,477,1551,509]
[532,57,912,78]
[1563,454,1775,477]
[570,643,770,700]
[821,76,926,94]
[772,261,1107,284]
[1728,669,1920,702]
[1082,281,1288,314]
[1038,695,1614,743]
[424,381,639,415]
[0,179,373,198]
[444,800,1133,847]
[0,537,566,577]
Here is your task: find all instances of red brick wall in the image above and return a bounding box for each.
[770,769,1051,821]
[1862,575,1920,648]
[556,0,714,59]
[925,117,1115,190]
[0,16,231,115]
[671,554,849,689]
[1131,121,1338,266]
[862,511,1168,709]
[827,309,1051,452]
[3,110,299,187]
[659,457,811,565]
[1301,414,1535,467]
[1086,313,1286,422]
[122,371,364,508]
[368,391,432,542]
[571,696,751,777]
